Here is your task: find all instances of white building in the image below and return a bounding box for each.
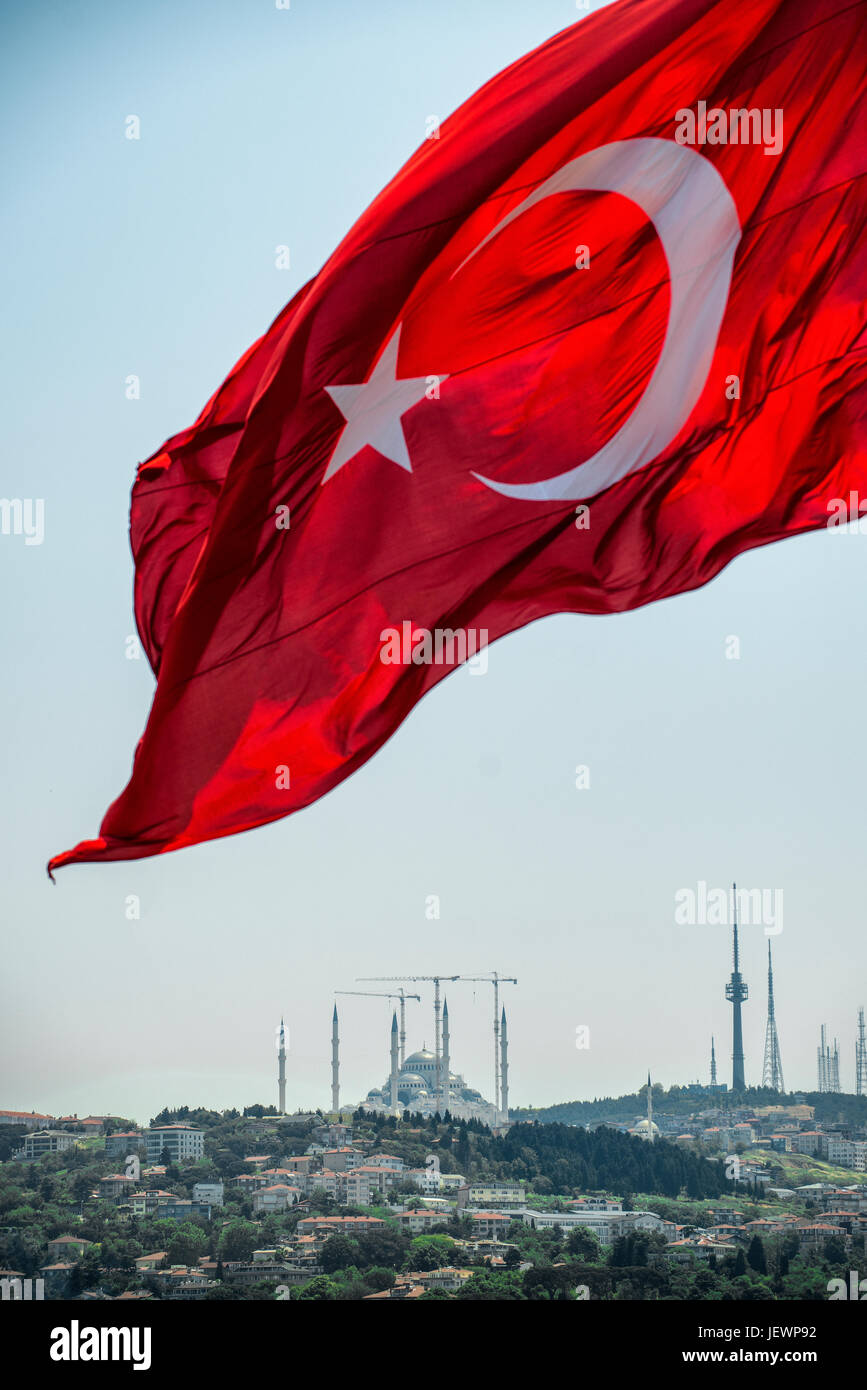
[512,1207,675,1244]
[193,1181,224,1207]
[252,1184,300,1214]
[22,1130,75,1159]
[461,1181,526,1207]
[826,1138,867,1171]
[145,1125,205,1163]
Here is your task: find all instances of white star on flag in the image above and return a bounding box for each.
[322,325,444,483]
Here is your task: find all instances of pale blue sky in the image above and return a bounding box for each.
[1,0,864,1125]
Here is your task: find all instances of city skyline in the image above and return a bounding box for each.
[7,975,867,1128]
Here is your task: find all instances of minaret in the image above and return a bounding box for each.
[725,883,748,1090]
[761,940,785,1092]
[646,1071,654,1142]
[277,1017,287,1114]
[442,998,450,1113]
[331,1004,340,1114]
[500,1006,509,1123]
[389,1011,399,1112]
[710,1036,717,1087]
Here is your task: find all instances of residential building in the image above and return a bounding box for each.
[301,1168,340,1199]
[285,1236,322,1268]
[22,1130,75,1159]
[321,1147,361,1172]
[795,1222,846,1249]
[339,1170,373,1206]
[144,1125,204,1163]
[363,1279,426,1301]
[402,1167,443,1196]
[512,1206,674,1244]
[414,1266,474,1293]
[397,1208,447,1234]
[0,1110,54,1130]
[39,1263,76,1292]
[156,1199,212,1221]
[164,1277,221,1300]
[46,1236,92,1262]
[231,1173,270,1193]
[98,1174,137,1200]
[296,1215,387,1237]
[128,1190,181,1219]
[252,1184,300,1215]
[469,1211,513,1239]
[461,1180,526,1207]
[796,1132,826,1157]
[192,1181,224,1207]
[105,1132,145,1158]
[281,1155,316,1175]
[221,1260,309,1287]
[439,1173,466,1192]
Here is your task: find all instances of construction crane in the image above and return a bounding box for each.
[359,975,461,1111]
[461,972,517,1113]
[334,989,420,1066]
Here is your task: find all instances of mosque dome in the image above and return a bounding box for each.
[403,1049,435,1067]
[357,1012,504,1122]
[630,1118,660,1139]
[397,1073,427,1091]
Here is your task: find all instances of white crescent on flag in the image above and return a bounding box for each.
[454,138,742,502]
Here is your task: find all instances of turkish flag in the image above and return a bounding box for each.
[50,0,866,872]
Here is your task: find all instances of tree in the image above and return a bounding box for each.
[365,1267,396,1292]
[71,1173,93,1204]
[747,1236,767,1275]
[405,1235,454,1272]
[456,1269,526,1300]
[734,1248,747,1276]
[355,1229,409,1270]
[167,1222,208,1268]
[566,1227,600,1262]
[218,1220,259,1262]
[307,1188,336,1214]
[320,1235,360,1274]
[823,1236,847,1265]
[294,1275,339,1301]
[524,1265,578,1300]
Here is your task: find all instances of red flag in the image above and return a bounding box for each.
[50,0,866,873]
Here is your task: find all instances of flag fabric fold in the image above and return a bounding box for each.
[49,0,867,873]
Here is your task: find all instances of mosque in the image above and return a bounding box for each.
[628,1072,660,1142]
[333,997,508,1126]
